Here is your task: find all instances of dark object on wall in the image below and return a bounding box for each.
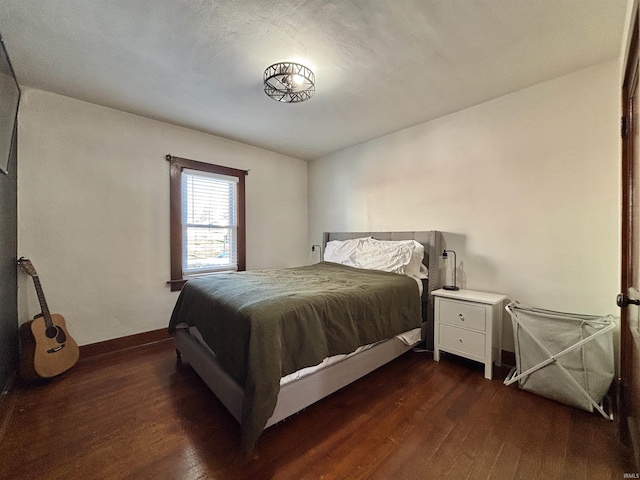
[0,111,17,395]
[0,33,20,175]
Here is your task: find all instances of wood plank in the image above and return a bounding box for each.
[78,328,170,358]
[0,341,634,479]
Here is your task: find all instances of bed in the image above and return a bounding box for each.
[169,230,443,451]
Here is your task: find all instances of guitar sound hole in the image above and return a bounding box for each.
[56,329,67,344]
[45,326,58,339]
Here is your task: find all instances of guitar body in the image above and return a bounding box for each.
[20,314,79,381]
[17,257,79,382]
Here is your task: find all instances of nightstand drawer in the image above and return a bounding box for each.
[439,299,486,331]
[439,324,486,358]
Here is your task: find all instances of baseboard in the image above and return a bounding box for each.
[79,328,171,359]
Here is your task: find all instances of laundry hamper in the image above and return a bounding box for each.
[503,302,616,419]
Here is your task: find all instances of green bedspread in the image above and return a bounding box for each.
[168,261,421,451]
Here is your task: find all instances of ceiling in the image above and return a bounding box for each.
[0,0,630,161]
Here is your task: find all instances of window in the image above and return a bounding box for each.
[167,155,247,291]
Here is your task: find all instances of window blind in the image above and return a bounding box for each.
[181,169,238,275]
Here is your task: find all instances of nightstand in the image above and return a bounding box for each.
[432,288,507,380]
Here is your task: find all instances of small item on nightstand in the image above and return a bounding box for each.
[441,249,459,291]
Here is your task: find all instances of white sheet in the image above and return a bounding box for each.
[176,324,421,386]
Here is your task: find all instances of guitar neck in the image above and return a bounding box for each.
[31,275,53,328]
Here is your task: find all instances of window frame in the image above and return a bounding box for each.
[167,155,247,291]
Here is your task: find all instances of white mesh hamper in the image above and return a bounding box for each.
[503,301,615,419]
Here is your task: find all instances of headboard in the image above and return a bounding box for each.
[323,231,444,351]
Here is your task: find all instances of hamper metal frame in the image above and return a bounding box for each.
[503,301,616,420]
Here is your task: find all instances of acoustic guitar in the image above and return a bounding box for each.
[17,258,79,381]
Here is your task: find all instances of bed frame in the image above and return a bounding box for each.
[174,230,443,430]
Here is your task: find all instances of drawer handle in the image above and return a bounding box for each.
[459,313,465,321]
[458,338,463,343]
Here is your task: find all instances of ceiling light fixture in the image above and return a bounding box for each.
[263,62,315,103]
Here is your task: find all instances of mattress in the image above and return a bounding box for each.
[177,324,422,386]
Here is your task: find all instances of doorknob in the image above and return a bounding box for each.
[617,293,640,307]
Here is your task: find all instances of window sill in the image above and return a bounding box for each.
[166,279,187,292]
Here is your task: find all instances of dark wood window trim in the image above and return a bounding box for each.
[167,154,247,292]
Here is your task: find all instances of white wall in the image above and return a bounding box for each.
[309,60,621,350]
[17,58,621,350]
[17,89,308,345]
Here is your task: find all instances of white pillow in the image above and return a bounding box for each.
[352,241,413,274]
[364,238,428,279]
[323,237,371,266]
[324,237,428,279]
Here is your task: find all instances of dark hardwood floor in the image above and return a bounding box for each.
[0,340,634,479]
